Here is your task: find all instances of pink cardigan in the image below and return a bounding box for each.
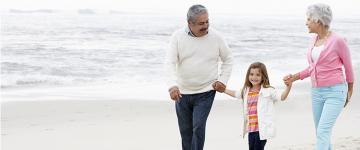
[298,33,354,87]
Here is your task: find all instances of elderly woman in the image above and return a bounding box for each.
[284,3,354,150]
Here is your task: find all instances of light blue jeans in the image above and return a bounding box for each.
[311,83,347,150]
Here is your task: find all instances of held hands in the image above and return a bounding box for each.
[168,81,226,102]
[283,74,294,87]
[282,74,353,108]
[212,81,226,93]
[168,86,182,101]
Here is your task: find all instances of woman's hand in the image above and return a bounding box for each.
[344,83,354,107]
[344,89,353,107]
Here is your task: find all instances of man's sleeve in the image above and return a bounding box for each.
[218,35,233,85]
[165,32,179,88]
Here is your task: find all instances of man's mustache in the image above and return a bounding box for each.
[200,28,208,31]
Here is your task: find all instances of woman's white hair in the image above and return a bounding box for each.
[306,3,333,28]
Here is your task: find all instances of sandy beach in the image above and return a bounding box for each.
[2,5,360,150]
[1,79,360,150]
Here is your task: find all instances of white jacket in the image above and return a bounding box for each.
[235,86,282,140]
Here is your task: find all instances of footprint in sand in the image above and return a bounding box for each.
[1,119,8,123]
[88,123,97,126]
[44,128,55,131]
[28,123,39,127]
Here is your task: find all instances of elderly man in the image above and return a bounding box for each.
[165,4,233,150]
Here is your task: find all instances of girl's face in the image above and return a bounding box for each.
[249,68,262,87]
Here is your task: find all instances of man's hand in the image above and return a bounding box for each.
[212,81,226,93]
[169,86,182,101]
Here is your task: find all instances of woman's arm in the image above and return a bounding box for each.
[291,73,301,82]
[337,37,354,84]
[336,37,354,107]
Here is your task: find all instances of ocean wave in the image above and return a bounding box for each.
[1,76,63,88]
[9,9,55,14]
[78,9,96,15]
[1,62,43,73]
[0,74,99,89]
[2,13,360,90]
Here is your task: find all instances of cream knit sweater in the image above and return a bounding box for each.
[165,27,233,94]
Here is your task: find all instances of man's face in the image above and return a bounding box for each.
[188,13,209,37]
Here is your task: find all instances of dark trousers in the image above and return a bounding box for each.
[248,131,267,150]
[175,90,216,150]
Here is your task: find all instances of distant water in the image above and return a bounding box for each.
[1,12,360,90]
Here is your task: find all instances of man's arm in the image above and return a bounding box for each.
[217,35,233,88]
[165,32,179,87]
[165,32,181,101]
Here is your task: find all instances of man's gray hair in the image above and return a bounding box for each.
[187,5,208,23]
[306,3,332,28]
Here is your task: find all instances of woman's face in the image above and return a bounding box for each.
[306,17,320,33]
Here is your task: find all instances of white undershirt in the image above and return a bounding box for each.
[312,45,324,62]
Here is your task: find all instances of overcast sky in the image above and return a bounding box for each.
[1,0,360,16]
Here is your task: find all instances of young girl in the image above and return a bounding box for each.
[224,62,292,150]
